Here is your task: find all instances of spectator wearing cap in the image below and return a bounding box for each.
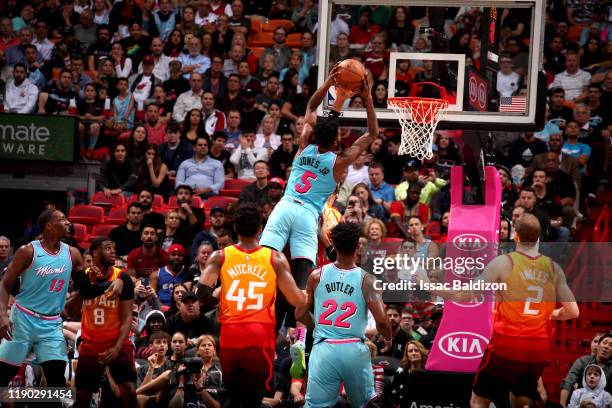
[207,206,227,239]
[260,27,291,72]
[239,161,271,204]
[176,135,225,198]
[127,225,169,279]
[230,131,268,180]
[138,37,171,82]
[389,182,431,237]
[269,131,298,179]
[150,244,187,308]
[239,87,265,131]
[165,291,214,341]
[131,55,161,106]
[4,63,38,113]
[267,177,285,206]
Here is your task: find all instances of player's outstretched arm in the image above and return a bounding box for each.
[196,250,222,309]
[274,250,307,308]
[295,269,320,328]
[99,273,135,365]
[551,262,579,320]
[70,247,121,300]
[0,244,33,340]
[333,76,378,179]
[363,273,392,344]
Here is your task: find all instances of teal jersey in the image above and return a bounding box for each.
[16,240,73,315]
[314,264,368,342]
[284,144,337,215]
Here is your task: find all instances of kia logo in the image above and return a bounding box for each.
[452,233,488,251]
[438,331,489,359]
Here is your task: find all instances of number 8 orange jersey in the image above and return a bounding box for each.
[219,245,277,325]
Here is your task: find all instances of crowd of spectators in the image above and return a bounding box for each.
[0,0,610,406]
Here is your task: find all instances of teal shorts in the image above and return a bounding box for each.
[260,199,319,266]
[305,340,374,408]
[0,304,67,366]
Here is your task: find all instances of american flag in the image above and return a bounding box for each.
[499,96,527,112]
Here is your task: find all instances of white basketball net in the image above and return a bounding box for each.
[388,97,449,160]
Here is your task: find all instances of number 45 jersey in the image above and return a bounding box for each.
[314,264,368,342]
[285,144,337,216]
[219,245,277,325]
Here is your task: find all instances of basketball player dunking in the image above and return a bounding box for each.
[197,203,306,408]
[296,222,392,408]
[259,65,378,377]
[432,213,579,408]
[0,209,123,388]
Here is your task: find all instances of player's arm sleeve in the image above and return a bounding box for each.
[119,272,135,300]
[72,269,112,299]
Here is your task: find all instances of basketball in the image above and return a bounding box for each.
[335,59,366,91]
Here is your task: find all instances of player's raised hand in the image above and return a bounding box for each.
[0,314,13,341]
[325,63,341,88]
[359,73,374,102]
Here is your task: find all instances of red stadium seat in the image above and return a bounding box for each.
[382,237,403,244]
[106,207,127,225]
[250,32,274,47]
[68,205,105,230]
[224,179,252,190]
[262,19,295,33]
[285,33,302,48]
[72,223,89,243]
[153,194,164,209]
[250,17,262,36]
[204,196,238,210]
[91,191,125,209]
[90,224,117,240]
[425,221,441,239]
[219,189,242,198]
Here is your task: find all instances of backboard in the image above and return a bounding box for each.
[316,0,547,131]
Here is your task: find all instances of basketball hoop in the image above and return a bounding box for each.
[388,97,449,160]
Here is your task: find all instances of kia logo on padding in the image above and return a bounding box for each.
[438,331,489,359]
[452,233,488,251]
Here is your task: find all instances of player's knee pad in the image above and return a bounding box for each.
[291,258,313,289]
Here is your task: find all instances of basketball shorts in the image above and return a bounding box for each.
[306,339,375,408]
[473,346,545,403]
[75,342,136,392]
[260,199,319,267]
[0,304,67,366]
[220,322,276,406]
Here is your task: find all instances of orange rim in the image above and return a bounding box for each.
[387,97,449,109]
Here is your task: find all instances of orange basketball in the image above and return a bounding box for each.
[335,59,366,91]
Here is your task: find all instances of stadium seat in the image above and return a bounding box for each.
[91,191,125,209]
[249,46,265,60]
[90,224,117,240]
[285,33,302,48]
[262,19,294,32]
[425,221,441,239]
[382,237,403,244]
[68,205,105,230]
[219,189,242,198]
[105,206,127,225]
[567,23,585,42]
[204,196,238,210]
[224,179,252,190]
[153,194,164,209]
[250,32,274,47]
[72,223,89,243]
[250,17,262,36]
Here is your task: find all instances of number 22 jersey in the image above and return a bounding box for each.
[284,144,337,216]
